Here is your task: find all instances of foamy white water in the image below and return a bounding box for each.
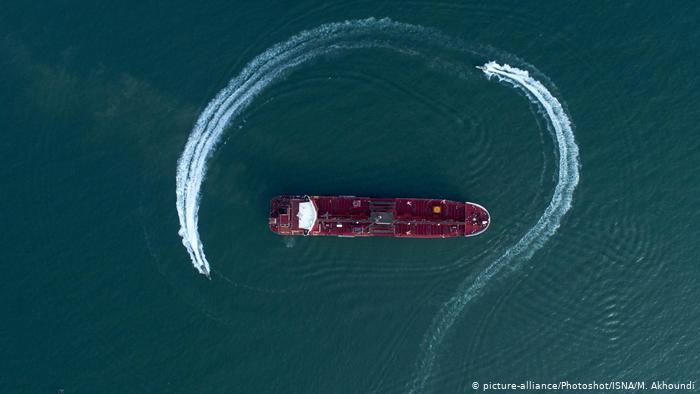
[408,62,580,393]
[176,17,456,277]
[175,18,420,277]
[174,19,579,393]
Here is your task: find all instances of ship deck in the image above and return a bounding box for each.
[269,196,489,238]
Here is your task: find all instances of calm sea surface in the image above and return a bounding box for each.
[2,2,700,393]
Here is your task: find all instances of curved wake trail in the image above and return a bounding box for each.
[176,17,461,277]
[175,18,428,277]
[408,61,580,393]
[175,17,579,394]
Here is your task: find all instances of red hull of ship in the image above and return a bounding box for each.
[269,195,489,238]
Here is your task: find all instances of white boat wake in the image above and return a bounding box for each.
[176,18,438,277]
[174,18,579,393]
[408,62,579,393]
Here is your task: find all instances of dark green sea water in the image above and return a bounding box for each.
[2,2,700,393]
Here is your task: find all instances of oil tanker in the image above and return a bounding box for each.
[269,195,489,238]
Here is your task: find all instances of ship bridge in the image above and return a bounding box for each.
[297,201,318,230]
